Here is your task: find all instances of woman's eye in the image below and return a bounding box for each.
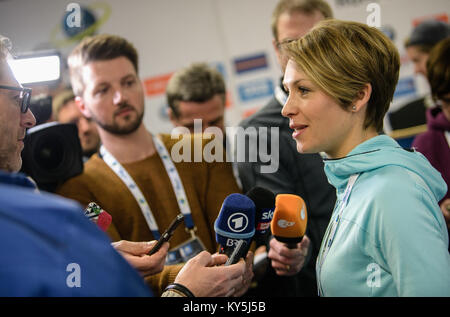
[298,86,310,95]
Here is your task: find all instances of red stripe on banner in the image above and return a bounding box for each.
[144,72,173,96]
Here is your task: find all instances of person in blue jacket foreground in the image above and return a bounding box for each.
[0,33,154,296]
[281,19,450,296]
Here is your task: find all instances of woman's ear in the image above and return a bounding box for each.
[352,83,372,112]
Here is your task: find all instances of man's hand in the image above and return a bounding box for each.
[112,240,168,276]
[233,251,254,297]
[174,251,247,297]
[268,235,310,276]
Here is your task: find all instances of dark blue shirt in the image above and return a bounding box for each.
[0,171,152,296]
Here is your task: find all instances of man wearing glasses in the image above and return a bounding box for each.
[0,40,35,172]
[0,34,153,296]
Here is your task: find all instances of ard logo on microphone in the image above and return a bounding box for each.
[228,212,249,232]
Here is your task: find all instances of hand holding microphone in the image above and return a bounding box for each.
[173,251,248,297]
[269,194,311,276]
[85,203,169,276]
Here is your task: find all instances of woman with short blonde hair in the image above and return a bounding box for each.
[282,19,450,296]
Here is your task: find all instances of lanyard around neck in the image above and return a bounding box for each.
[317,173,360,296]
[99,135,194,240]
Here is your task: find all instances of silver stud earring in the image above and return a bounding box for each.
[352,105,357,111]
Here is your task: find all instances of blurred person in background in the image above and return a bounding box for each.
[166,62,243,189]
[405,20,450,77]
[53,89,101,161]
[388,20,450,134]
[412,38,450,243]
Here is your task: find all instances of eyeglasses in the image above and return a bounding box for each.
[0,85,32,113]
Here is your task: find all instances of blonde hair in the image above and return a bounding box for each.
[283,19,400,131]
[271,0,333,42]
[68,34,139,97]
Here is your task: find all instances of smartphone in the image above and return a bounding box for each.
[225,240,248,266]
[148,214,184,255]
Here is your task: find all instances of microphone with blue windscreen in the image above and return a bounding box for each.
[214,193,255,262]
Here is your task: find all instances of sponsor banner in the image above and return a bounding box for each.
[225,91,233,109]
[144,72,173,97]
[210,61,227,80]
[393,77,416,99]
[233,53,268,74]
[237,78,274,102]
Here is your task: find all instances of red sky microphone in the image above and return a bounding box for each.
[84,202,112,232]
[246,187,275,240]
[271,194,307,249]
[243,186,275,257]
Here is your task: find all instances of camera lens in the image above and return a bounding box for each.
[34,133,64,171]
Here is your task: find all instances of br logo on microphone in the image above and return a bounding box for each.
[228,212,249,232]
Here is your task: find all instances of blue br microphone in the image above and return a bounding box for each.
[214,193,255,261]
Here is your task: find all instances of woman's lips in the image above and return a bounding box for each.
[290,124,308,138]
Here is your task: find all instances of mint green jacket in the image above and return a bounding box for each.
[317,135,450,296]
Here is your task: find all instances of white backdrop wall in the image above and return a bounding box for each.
[0,0,449,133]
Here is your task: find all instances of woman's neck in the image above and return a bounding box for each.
[327,126,379,159]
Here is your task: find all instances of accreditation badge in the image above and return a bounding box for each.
[165,229,206,265]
